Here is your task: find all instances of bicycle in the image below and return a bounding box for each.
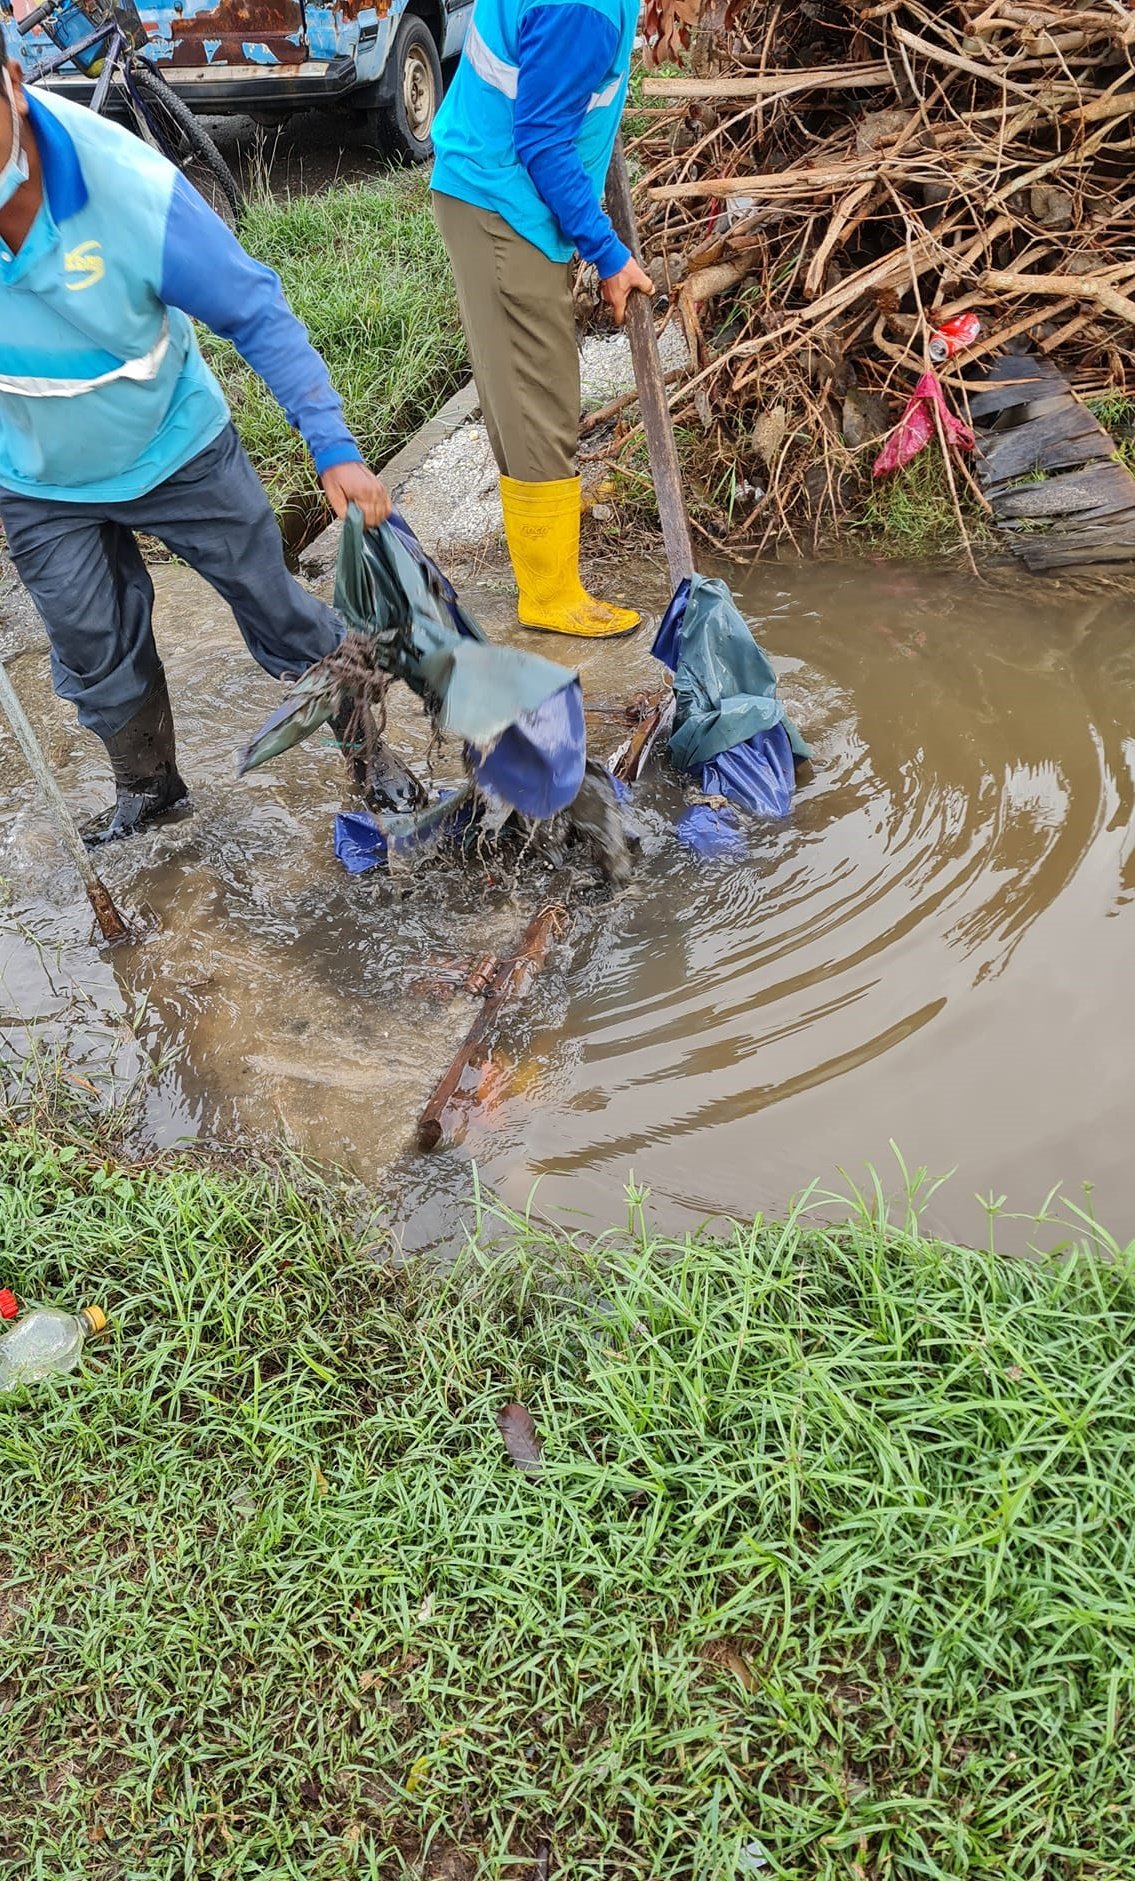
[14,0,244,223]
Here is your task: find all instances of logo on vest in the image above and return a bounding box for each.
[64,241,105,291]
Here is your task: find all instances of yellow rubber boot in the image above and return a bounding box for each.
[499,475,641,640]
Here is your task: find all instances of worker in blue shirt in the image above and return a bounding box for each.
[431,0,652,641]
[0,62,398,846]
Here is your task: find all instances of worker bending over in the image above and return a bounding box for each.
[431,0,652,641]
[0,62,391,846]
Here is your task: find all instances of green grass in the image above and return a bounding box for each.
[623,56,682,141]
[852,456,994,559]
[1085,396,1135,477]
[201,175,468,518]
[1085,392,1135,436]
[2,1126,1134,1878]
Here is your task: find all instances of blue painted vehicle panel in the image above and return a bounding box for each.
[2,0,470,100]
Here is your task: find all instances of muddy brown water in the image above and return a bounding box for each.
[2,553,1133,1252]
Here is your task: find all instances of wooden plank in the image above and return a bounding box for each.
[1059,500,1135,529]
[972,349,1135,571]
[980,351,1063,383]
[991,461,1135,520]
[967,361,1064,418]
[1015,392,1081,422]
[978,400,1106,466]
[1020,515,1135,543]
[1020,538,1135,571]
[977,411,1114,486]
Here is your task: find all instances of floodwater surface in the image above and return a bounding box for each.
[2,554,1132,1249]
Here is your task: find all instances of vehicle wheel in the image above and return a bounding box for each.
[127,61,245,225]
[372,16,443,165]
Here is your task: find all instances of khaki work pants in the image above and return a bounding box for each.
[433,192,579,483]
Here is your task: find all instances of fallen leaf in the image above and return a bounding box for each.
[752,404,788,468]
[498,1403,543,1476]
[856,107,914,155]
[532,1838,551,1880]
[722,1647,759,1693]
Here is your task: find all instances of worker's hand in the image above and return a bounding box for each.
[600,257,655,327]
[320,462,392,528]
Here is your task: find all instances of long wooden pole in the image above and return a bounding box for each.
[604,139,696,590]
[0,663,131,946]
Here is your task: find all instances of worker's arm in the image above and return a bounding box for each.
[159,177,389,524]
[513,6,652,321]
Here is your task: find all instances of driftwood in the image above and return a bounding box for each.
[607,687,678,785]
[416,903,569,1150]
[609,0,1135,548]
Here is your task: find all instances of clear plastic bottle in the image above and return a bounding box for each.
[0,1304,108,1391]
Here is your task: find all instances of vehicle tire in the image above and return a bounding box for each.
[127,61,245,225]
[371,15,443,165]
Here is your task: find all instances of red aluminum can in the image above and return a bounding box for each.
[928,312,982,363]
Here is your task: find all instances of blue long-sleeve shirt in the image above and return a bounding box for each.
[512,4,631,277]
[0,90,359,504]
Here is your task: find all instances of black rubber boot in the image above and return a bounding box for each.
[81,670,189,849]
[330,699,426,815]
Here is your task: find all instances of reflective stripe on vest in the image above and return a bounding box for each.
[465,20,519,98]
[0,318,171,399]
[465,18,624,111]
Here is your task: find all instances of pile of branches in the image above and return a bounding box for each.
[626,0,1135,548]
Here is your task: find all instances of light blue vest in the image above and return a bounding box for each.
[0,91,227,502]
[431,0,635,263]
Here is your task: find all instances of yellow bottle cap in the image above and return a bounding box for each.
[80,1305,108,1336]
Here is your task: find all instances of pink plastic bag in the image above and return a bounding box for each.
[872,372,974,477]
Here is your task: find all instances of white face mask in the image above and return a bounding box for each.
[0,70,30,212]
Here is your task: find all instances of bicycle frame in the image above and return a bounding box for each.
[21,0,245,220]
[28,23,164,121]
[26,22,131,113]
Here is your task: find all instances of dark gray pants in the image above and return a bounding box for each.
[0,423,342,738]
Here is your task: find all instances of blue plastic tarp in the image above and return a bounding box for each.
[240,508,587,824]
[651,574,809,824]
[335,811,388,876]
[333,786,473,876]
[674,802,746,858]
[337,510,588,821]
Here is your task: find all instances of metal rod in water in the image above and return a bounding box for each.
[0,662,131,946]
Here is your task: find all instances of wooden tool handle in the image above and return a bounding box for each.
[604,139,696,591]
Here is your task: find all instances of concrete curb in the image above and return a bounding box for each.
[299,378,481,581]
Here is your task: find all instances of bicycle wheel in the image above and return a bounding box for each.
[126,60,244,225]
